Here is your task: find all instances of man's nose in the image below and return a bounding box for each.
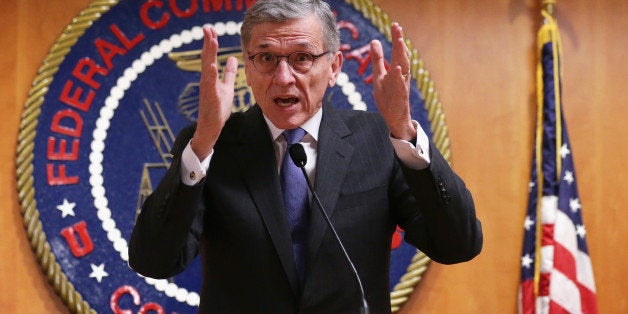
[273,59,296,85]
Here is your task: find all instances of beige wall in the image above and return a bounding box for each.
[1,0,626,313]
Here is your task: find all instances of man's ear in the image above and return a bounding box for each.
[328,51,343,87]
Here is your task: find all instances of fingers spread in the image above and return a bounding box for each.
[202,26,219,74]
[390,23,411,75]
[370,39,386,77]
[222,56,239,86]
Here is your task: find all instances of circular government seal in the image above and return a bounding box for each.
[16,0,450,313]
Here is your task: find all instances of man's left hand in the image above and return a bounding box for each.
[370,23,417,141]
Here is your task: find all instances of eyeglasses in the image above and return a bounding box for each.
[247,51,329,74]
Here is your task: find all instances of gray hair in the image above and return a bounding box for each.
[241,0,340,53]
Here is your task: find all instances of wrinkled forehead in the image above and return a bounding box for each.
[243,14,324,49]
[246,16,325,52]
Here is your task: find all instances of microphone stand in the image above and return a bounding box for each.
[289,144,369,314]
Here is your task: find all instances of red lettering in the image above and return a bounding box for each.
[72,58,108,90]
[235,0,256,11]
[338,20,359,52]
[47,164,79,185]
[391,226,404,250]
[169,0,198,18]
[47,137,79,161]
[140,0,170,30]
[338,21,360,51]
[50,109,83,137]
[338,21,359,40]
[111,286,141,314]
[139,303,165,314]
[111,286,165,314]
[344,44,388,84]
[202,0,232,11]
[110,24,145,50]
[60,221,94,257]
[95,38,127,70]
[344,44,372,76]
[60,79,95,111]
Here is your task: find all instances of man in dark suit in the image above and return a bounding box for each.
[129,0,482,313]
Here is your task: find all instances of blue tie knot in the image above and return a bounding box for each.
[283,128,306,145]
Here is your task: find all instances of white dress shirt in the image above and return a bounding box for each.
[180,108,431,186]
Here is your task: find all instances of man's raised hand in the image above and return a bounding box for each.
[370,23,416,141]
[191,26,239,160]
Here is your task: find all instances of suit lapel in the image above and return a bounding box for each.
[307,106,354,263]
[229,105,356,293]
[230,106,300,295]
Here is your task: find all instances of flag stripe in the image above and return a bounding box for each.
[549,269,582,314]
[539,272,551,297]
[578,281,598,314]
[553,210,578,259]
[552,242,577,283]
[576,251,596,292]
[548,301,571,314]
[538,296,550,314]
[521,280,536,314]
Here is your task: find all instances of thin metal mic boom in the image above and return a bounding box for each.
[288,143,369,314]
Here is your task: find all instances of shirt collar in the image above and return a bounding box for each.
[264,108,322,142]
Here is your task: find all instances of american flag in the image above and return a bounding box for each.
[518,8,598,314]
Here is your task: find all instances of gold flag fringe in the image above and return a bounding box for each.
[532,6,563,299]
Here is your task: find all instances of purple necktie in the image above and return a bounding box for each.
[280,128,310,285]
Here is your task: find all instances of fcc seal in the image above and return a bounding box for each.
[16,0,449,312]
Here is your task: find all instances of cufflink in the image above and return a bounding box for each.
[189,171,196,180]
[412,146,424,159]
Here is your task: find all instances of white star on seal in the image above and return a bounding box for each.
[56,199,76,218]
[89,263,109,283]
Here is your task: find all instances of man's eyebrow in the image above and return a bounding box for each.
[253,42,317,51]
[294,42,317,50]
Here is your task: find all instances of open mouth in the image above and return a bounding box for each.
[274,97,299,108]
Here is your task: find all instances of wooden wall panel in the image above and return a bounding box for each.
[1,0,626,313]
[370,1,628,313]
[371,1,538,312]
[2,2,81,314]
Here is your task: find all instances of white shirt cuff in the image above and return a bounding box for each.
[390,120,431,170]
[180,140,212,186]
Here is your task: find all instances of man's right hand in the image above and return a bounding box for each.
[191,26,239,160]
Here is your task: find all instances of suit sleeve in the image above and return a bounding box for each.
[393,142,483,264]
[128,125,206,278]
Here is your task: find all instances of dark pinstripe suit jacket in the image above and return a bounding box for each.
[129,104,482,313]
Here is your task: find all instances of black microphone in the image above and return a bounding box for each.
[289,143,369,314]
